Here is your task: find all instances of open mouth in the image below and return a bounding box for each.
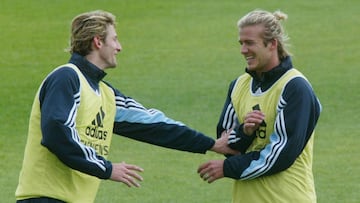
[245,56,255,64]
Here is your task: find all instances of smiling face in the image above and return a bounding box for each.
[239,24,279,75]
[97,25,122,69]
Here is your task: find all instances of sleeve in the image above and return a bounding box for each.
[223,77,322,180]
[216,79,256,154]
[109,87,215,154]
[40,67,112,179]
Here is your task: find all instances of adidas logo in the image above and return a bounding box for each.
[85,107,108,140]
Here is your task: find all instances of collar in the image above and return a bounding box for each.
[69,53,107,82]
[245,56,293,83]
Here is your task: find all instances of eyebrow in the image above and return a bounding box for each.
[239,39,252,44]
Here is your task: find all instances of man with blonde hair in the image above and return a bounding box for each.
[15,10,235,203]
[198,9,321,203]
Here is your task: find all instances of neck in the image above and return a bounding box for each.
[85,53,105,70]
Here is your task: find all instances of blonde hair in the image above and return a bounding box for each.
[69,10,116,56]
[237,9,291,59]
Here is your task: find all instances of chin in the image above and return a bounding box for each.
[247,67,255,71]
[108,62,117,68]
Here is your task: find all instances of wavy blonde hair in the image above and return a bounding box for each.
[237,9,291,59]
[69,10,116,56]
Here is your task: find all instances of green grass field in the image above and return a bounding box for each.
[1,0,359,202]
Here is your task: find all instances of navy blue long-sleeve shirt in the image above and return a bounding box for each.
[217,56,321,179]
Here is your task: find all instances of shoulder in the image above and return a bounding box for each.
[41,66,80,93]
[46,66,78,82]
[229,79,237,90]
[286,74,313,91]
[283,72,315,100]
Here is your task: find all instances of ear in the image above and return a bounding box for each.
[93,36,103,49]
[269,39,278,50]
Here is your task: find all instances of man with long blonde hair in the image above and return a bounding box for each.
[198,9,321,203]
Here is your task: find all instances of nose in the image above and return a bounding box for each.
[116,41,122,52]
[240,45,248,55]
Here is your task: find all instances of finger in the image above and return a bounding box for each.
[197,162,210,173]
[202,172,210,180]
[125,175,141,187]
[244,122,256,128]
[130,166,144,172]
[245,116,260,123]
[123,163,144,172]
[252,110,263,114]
[201,172,209,179]
[127,170,144,181]
[200,168,213,180]
[220,130,228,137]
[121,171,142,188]
[245,111,264,120]
[198,167,209,178]
[222,127,235,136]
[121,177,133,187]
[250,113,265,122]
[207,175,217,183]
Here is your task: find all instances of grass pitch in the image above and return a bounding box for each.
[1,0,359,202]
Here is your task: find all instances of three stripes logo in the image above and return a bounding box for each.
[91,107,105,127]
[85,107,108,140]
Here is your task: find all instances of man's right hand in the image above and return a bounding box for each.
[211,129,240,155]
[243,110,265,135]
[110,162,144,187]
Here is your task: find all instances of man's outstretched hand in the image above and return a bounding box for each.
[210,129,240,155]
